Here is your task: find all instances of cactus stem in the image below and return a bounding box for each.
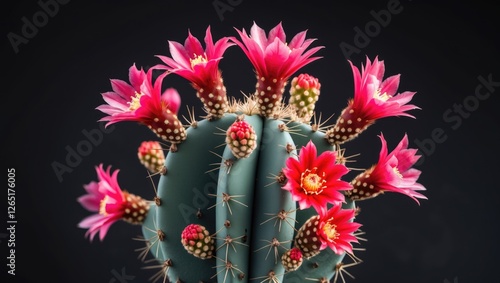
[260,208,299,232]
[254,237,292,264]
[207,192,248,215]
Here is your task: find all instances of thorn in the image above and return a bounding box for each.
[169,143,178,153]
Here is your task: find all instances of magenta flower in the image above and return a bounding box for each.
[77,164,149,241]
[346,133,427,203]
[317,205,361,255]
[326,56,419,144]
[294,205,361,257]
[96,64,186,144]
[232,22,323,116]
[156,26,234,118]
[282,141,352,215]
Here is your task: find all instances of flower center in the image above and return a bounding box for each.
[99,195,110,216]
[323,220,340,241]
[190,54,208,68]
[392,166,403,179]
[128,92,144,111]
[300,168,326,195]
[373,89,391,102]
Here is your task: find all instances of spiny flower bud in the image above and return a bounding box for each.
[294,215,322,259]
[289,73,321,121]
[181,224,214,259]
[225,117,257,158]
[137,141,165,173]
[281,247,304,271]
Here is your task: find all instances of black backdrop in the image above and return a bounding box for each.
[2,1,499,282]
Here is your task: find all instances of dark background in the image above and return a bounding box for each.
[2,1,499,282]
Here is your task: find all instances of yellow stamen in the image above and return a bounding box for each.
[392,167,403,179]
[99,195,109,216]
[300,168,326,195]
[373,89,391,102]
[190,54,208,69]
[323,220,340,241]
[128,92,144,111]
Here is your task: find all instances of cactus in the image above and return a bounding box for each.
[77,22,428,283]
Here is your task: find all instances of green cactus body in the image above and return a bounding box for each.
[143,113,354,283]
[247,118,297,282]
[142,110,354,282]
[214,114,263,282]
[155,114,237,282]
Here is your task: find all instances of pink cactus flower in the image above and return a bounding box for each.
[326,56,419,144]
[346,133,427,203]
[317,205,361,255]
[96,65,185,143]
[282,141,352,215]
[77,164,149,241]
[232,22,323,116]
[156,26,234,117]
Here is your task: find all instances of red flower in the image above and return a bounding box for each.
[77,164,149,241]
[317,205,361,255]
[346,133,427,203]
[156,26,234,117]
[232,22,323,116]
[282,141,352,215]
[96,65,186,143]
[326,56,419,144]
